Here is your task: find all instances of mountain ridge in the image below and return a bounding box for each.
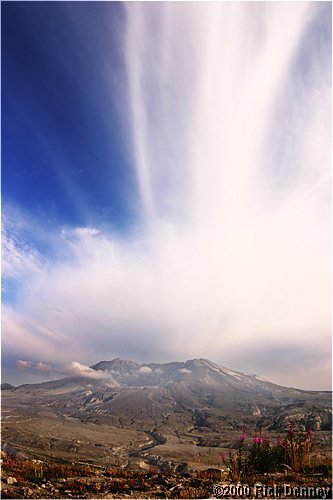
[3,357,331,395]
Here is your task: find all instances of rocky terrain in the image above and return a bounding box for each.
[1,358,332,498]
[1,450,332,499]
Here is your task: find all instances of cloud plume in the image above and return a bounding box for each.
[62,362,116,381]
[16,359,116,383]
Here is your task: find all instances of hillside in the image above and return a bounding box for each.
[1,358,331,470]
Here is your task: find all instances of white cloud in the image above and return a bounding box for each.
[139,366,152,374]
[15,359,117,383]
[16,360,35,370]
[62,227,100,239]
[2,232,40,280]
[63,361,111,380]
[16,360,52,373]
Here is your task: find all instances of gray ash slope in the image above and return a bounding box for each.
[4,358,332,433]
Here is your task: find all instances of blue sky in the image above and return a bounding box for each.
[2,2,331,389]
[3,2,134,229]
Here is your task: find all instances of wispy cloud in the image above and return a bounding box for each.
[16,359,117,382]
[2,3,331,390]
[1,220,45,321]
[2,231,40,280]
[17,360,51,372]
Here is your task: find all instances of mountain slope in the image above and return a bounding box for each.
[4,358,331,434]
[2,358,331,468]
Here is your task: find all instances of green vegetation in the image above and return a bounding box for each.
[227,421,331,482]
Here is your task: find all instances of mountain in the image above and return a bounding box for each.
[0,383,16,391]
[6,358,332,429]
[92,357,280,388]
[2,358,331,468]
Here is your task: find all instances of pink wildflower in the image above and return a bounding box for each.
[288,420,294,434]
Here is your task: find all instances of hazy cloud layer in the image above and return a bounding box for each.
[2,3,331,389]
[16,359,117,383]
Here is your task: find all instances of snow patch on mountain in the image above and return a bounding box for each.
[220,367,242,380]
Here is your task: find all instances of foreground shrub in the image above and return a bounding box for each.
[227,422,314,480]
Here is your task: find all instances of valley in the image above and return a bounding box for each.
[1,358,332,498]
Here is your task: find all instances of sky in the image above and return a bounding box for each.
[2,2,331,390]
